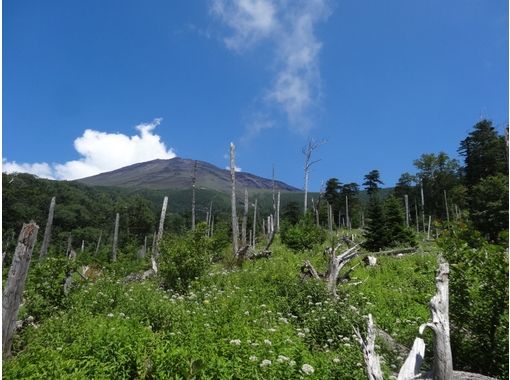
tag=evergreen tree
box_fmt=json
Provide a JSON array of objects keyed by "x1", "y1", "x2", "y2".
[
  {"x1": 363, "y1": 170, "x2": 383, "y2": 196},
  {"x1": 383, "y1": 195, "x2": 416, "y2": 247},
  {"x1": 363, "y1": 195, "x2": 386, "y2": 251}
]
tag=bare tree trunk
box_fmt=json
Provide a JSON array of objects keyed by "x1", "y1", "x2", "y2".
[
  {"x1": 66, "y1": 234, "x2": 72, "y2": 257},
  {"x1": 354, "y1": 314, "x2": 384, "y2": 380},
  {"x1": 155, "y1": 196, "x2": 168, "y2": 258},
  {"x1": 262, "y1": 219, "x2": 266, "y2": 239},
  {"x1": 404, "y1": 194, "x2": 409, "y2": 228},
  {"x1": 443, "y1": 190, "x2": 450, "y2": 224},
  {"x1": 241, "y1": 189, "x2": 248, "y2": 247},
  {"x1": 39, "y1": 196, "x2": 55, "y2": 259},
  {"x1": 112, "y1": 213, "x2": 119, "y2": 262},
  {"x1": 328, "y1": 204, "x2": 333, "y2": 232},
  {"x1": 420, "y1": 262, "x2": 453, "y2": 380},
  {"x1": 191, "y1": 161, "x2": 197, "y2": 231},
  {"x1": 210, "y1": 216, "x2": 214, "y2": 237},
  {"x1": 361, "y1": 209, "x2": 365, "y2": 228},
  {"x1": 302, "y1": 139, "x2": 326, "y2": 214},
  {"x1": 427, "y1": 216, "x2": 432, "y2": 240},
  {"x1": 421, "y1": 185, "x2": 426, "y2": 233},
  {"x1": 249, "y1": 230, "x2": 253, "y2": 247},
  {"x1": 252, "y1": 199, "x2": 257, "y2": 247},
  {"x1": 207, "y1": 202, "x2": 213, "y2": 237},
  {"x1": 414, "y1": 200, "x2": 419, "y2": 233},
  {"x1": 94, "y1": 231, "x2": 102, "y2": 256},
  {"x1": 3, "y1": 222, "x2": 39, "y2": 357},
  {"x1": 276, "y1": 191, "x2": 280, "y2": 233},
  {"x1": 80, "y1": 240, "x2": 84, "y2": 254},
  {"x1": 304, "y1": 170, "x2": 309, "y2": 215},
  {"x1": 230, "y1": 143, "x2": 239, "y2": 256},
  {"x1": 345, "y1": 196, "x2": 350, "y2": 230},
  {"x1": 151, "y1": 231, "x2": 157, "y2": 257}
]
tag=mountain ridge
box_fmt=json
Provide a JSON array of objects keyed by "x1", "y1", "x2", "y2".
[{"x1": 76, "y1": 157, "x2": 300, "y2": 193}]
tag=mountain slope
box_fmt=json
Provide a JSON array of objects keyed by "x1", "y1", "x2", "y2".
[{"x1": 76, "y1": 158, "x2": 300, "y2": 193}]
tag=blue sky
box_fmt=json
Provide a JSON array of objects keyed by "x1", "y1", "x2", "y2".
[{"x1": 3, "y1": 0, "x2": 508, "y2": 190}]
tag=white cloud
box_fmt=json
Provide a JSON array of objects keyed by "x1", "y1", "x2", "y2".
[
  {"x1": 211, "y1": 0, "x2": 277, "y2": 51},
  {"x1": 2, "y1": 160, "x2": 55, "y2": 179},
  {"x1": 226, "y1": 165, "x2": 242, "y2": 172},
  {"x1": 211, "y1": 0, "x2": 331, "y2": 133},
  {"x1": 3, "y1": 119, "x2": 176, "y2": 180}
]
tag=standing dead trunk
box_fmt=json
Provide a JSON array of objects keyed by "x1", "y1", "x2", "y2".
[
  {"x1": 3, "y1": 222, "x2": 39, "y2": 357},
  {"x1": 80, "y1": 240, "x2": 84, "y2": 254},
  {"x1": 427, "y1": 216, "x2": 432, "y2": 240},
  {"x1": 66, "y1": 234, "x2": 72, "y2": 257},
  {"x1": 210, "y1": 216, "x2": 214, "y2": 237},
  {"x1": 191, "y1": 161, "x2": 197, "y2": 231},
  {"x1": 112, "y1": 213, "x2": 119, "y2": 262},
  {"x1": 94, "y1": 231, "x2": 102, "y2": 256},
  {"x1": 328, "y1": 204, "x2": 333, "y2": 232},
  {"x1": 252, "y1": 199, "x2": 257, "y2": 247},
  {"x1": 276, "y1": 191, "x2": 280, "y2": 233},
  {"x1": 138, "y1": 236, "x2": 147, "y2": 259},
  {"x1": 421, "y1": 185, "x2": 426, "y2": 233},
  {"x1": 151, "y1": 231, "x2": 157, "y2": 257},
  {"x1": 345, "y1": 196, "x2": 350, "y2": 230},
  {"x1": 241, "y1": 189, "x2": 248, "y2": 247},
  {"x1": 414, "y1": 200, "x2": 419, "y2": 233},
  {"x1": 361, "y1": 209, "x2": 365, "y2": 228},
  {"x1": 155, "y1": 196, "x2": 168, "y2": 258},
  {"x1": 230, "y1": 143, "x2": 239, "y2": 256},
  {"x1": 302, "y1": 139, "x2": 325, "y2": 214},
  {"x1": 404, "y1": 195, "x2": 409, "y2": 228},
  {"x1": 443, "y1": 190, "x2": 450, "y2": 224},
  {"x1": 39, "y1": 196, "x2": 55, "y2": 259}
]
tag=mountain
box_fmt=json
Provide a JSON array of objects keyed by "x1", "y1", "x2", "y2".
[{"x1": 76, "y1": 158, "x2": 300, "y2": 193}]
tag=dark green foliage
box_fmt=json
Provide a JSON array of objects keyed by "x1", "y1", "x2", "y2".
[
  {"x1": 158, "y1": 224, "x2": 213, "y2": 291},
  {"x1": 281, "y1": 200, "x2": 301, "y2": 225},
  {"x1": 382, "y1": 196, "x2": 416, "y2": 248},
  {"x1": 439, "y1": 225, "x2": 508, "y2": 378},
  {"x1": 362, "y1": 170, "x2": 383, "y2": 196},
  {"x1": 363, "y1": 195, "x2": 386, "y2": 251},
  {"x1": 458, "y1": 119, "x2": 507, "y2": 187},
  {"x1": 468, "y1": 175, "x2": 509, "y2": 240},
  {"x1": 280, "y1": 214, "x2": 326, "y2": 251}
]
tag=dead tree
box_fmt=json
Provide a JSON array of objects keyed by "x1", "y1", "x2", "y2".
[
  {"x1": 3, "y1": 222, "x2": 39, "y2": 357},
  {"x1": 252, "y1": 199, "x2": 257, "y2": 247},
  {"x1": 302, "y1": 138, "x2": 326, "y2": 214},
  {"x1": 155, "y1": 196, "x2": 168, "y2": 258},
  {"x1": 356, "y1": 263, "x2": 495, "y2": 380},
  {"x1": 421, "y1": 185, "x2": 426, "y2": 233},
  {"x1": 404, "y1": 195, "x2": 409, "y2": 228},
  {"x1": 80, "y1": 240, "x2": 84, "y2": 254},
  {"x1": 191, "y1": 160, "x2": 197, "y2": 231},
  {"x1": 241, "y1": 189, "x2": 248, "y2": 246},
  {"x1": 230, "y1": 142, "x2": 239, "y2": 256},
  {"x1": 94, "y1": 231, "x2": 102, "y2": 256},
  {"x1": 276, "y1": 191, "x2": 280, "y2": 232},
  {"x1": 111, "y1": 213, "x2": 119, "y2": 262},
  {"x1": 39, "y1": 196, "x2": 56, "y2": 259},
  {"x1": 444, "y1": 190, "x2": 450, "y2": 224},
  {"x1": 301, "y1": 242, "x2": 360, "y2": 298},
  {"x1": 66, "y1": 234, "x2": 73, "y2": 257}
]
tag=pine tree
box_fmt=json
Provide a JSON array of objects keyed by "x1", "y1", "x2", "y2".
[
  {"x1": 383, "y1": 195, "x2": 416, "y2": 247},
  {"x1": 363, "y1": 195, "x2": 387, "y2": 251}
]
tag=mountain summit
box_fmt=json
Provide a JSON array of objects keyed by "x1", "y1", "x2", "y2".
[{"x1": 76, "y1": 158, "x2": 300, "y2": 193}]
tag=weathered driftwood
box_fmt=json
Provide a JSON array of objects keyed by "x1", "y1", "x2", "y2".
[
  {"x1": 397, "y1": 337, "x2": 426, "y2": 380},
  {"x1": 230, "y1": 143, "x2": 239, "y2": 256},
  {"x1": 3, "y1": 222, "x2": 39, "y2": 357},
  {"x1": 39, "y1": 196, "x2": 56, "y2": 259},
  {"x1": 354, "y1": 314, "x2": 384, "y2": 380},
  {"x1": 112, "y1": 213, "x2": 119, "y2": 262}
]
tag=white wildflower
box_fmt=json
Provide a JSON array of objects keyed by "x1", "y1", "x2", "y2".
[
  {"x1": 249, "y1": 355, "x2": 258, "y2": 362},
  {"x1": 260, "y1": 359, "x2": 272, "y2": 367},
  {"x1": 333, "y1": 357, "x2": 341, "y2": 363},
  {"x1": 107, "y1": 313, "x2": 114, "y2": 318},
  {"x1": 277, "y1": 355, "x2": 289, "y2": 363},
  {"x1": 301, "y1": 364, "x2": 314, "y2": 375},
  {"x1": 264, "y1": 339, "x2": 272, "y2": 346},
  {"x1": 229, "y1": 339, "x2": 241, "y2": 346}
]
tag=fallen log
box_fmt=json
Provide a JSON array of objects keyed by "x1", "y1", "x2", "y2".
[{"x1": 369, "y1": 247, "x2": 417, "y2": 256}]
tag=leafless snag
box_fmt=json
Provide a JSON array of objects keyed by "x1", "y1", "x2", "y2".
[{"x1": 302, "y1": 138, "x2": 326, "y2": 214}]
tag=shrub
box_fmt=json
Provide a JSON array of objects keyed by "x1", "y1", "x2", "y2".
[
  {"x1": 280, "y1": 215, "x2": 326, "y2": 252},
  {"x1": 158, "y1": 225, "x2": 213, "y2": 291}
]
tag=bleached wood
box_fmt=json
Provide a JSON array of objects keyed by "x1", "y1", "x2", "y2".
[
  {"x1": 112, "y1": 213, "x2": 119, "y2": 262},
  {"x1": 419, "y1": 262, "x2": 452, "y2": 380},
  {"x1": 155, "y1": 196, "x2": 168, "y2": 257},
  {"x1": 66, "y1": 234, "x2": 72, "y2": 257},
  {"x1": 3, "y1": 222, "x2": 39, "y2": 357},
  {"x1": 354, "y1": 314, "x2": 384, "y2": 380},
  {"x1": 81, "y1": 240, "x2": 84, "y2": 254},
  {"x1": 443, "y1": 190, "x2": 450, "y2": 224},
  {"x1": 302, "y1": 139, "x2": 325, "y2": 214},
  {"x1": 346, "y1": 195, "x2": 350, "y2": 229},
  {"x1": 415, "y1": 200, "x2": 419, "y2": 232},
  {"x1": 404, "y1": 194, "x2": 409, "y2": 228},
  {"x1": 366, "y1": 256, "x2": 377, "y2": 266},
  {"x1": 241, "y1": 189, "x2": 248, "y2": 246},
  {"x1": 325, "y1": 244, "x2": 360, "y2": 297},
  {"x1": 39, "y1": 196, "x2": 55, "y2": 259},
  {"x1": 397, "y1": 337, "x2": 426, "y2": 380},
  {"x1": 230, "y1": 143, "x2": 239, "y2": 256},
  {"x1": 252, "y1": 199, "x2": 257, "y2": 247},
  {"x1": 427, "y1": 216, "x2": 432, "y2": 240},
  {"x1": 94, "y1": 231, "x2": 102, "y2": 256},
  {"x1": 421, "y1": 185, "x2": 426, "y2": 233},
  {"x1": 276, "y1": 191, "x2": 280, "y2": 232}
]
